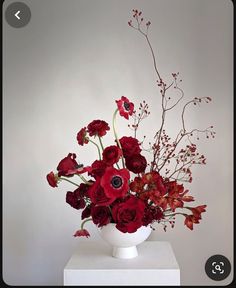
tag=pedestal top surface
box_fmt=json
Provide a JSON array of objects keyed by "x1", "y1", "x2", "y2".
[{"x1": 64, "y1": 241, "x2": 179, "y2": 270}]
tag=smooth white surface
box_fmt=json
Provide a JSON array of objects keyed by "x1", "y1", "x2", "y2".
[
  {"x1": 99, "y1": 223, "x2": 152, "y2": 258},
  {"x1": 63, "y1": 241, "x2": 180, "y2": 286}
]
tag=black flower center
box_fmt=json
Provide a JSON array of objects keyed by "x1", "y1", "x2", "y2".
[
  {"x1": 124, "y1": 102, "x2": 130, "y2": 111},
  {"x1": 111, "y1": 176, "x2": 123, "y2": 189}
]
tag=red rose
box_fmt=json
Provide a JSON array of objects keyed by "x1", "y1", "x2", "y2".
[
  {"x1": 102, "y1": 145, "x2": 122, "y2": 166},
  {"x1": 91, "y1": 206, "x2": 111, "y2": 227},
  {"x1": 66, "y1": 191, "x2": 86, "y2": 210},
  {"x1": 112, "y1": 195, "x2": 145, "y2": 233},
  {"x1": 57, "y1": 153, "x2": 79, "y2": 177},
  {"x1": 77, "y1": 127, "x2": 89, "y2": 146},
  {"x1": 116, "y1": 96, "x2": 134, "y2": 119},
  {"x1": 88, "y1": 179, "x2": 116, "y2": 206},
  {"x1": 100, "y1": 167, "x2": 130, "y2": 199},
  {"x1": 89, "y1": 160, "x2": 107, "y2": 179},
  {"x1": 125, "y1": 154, "x2": 147, "y2": 174},
  {"x1": 119, "y1": 136, "x2": 141, "y2": 157},
  {"x1": 87, "y1": 120, "x2": 110, "y2": 137},
  {"x1": 46, "y1": 171, "x2": 58, "y2": 187}
]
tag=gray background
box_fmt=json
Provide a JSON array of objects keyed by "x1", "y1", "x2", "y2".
[{"x1": 3, "y1": 0, "x2": 233, "y2": 285}]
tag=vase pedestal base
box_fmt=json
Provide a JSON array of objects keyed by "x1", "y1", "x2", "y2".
[{"x1": 113, "y1": 246, "x2": 138, "y2": 259}]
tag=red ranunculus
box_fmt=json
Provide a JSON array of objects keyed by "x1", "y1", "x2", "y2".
[
  {"x1": 87, "y1": 120, "x2": 110, "y2": 137},
  {"x1": 102, "y1": 145, "x2": 122, "y2": 166},
  {"x1": 88, "y1": 179, "x2": 116, "y2": 206},
  {"x1": 91, "y1": 205, "x2": 111, "y2": 227},
  {"x1": 112, "y1": 195, "x2": 145, "y2": 233},
  {"x1": 57, "y1": 153, "x2": 79, "y2": 177},
  {"x1": 116, "y1": 96, "x2": 134, "y2": 119},
  {"x1": 46, "y1": 171, "x2": 58, "y2": 187},
  {"x1": 119, "y1": 136, "x2": 141, "y2": 157},
  {"x1": 66, "y1": 191, "x2": 86, "y2": 210},
  {"x1": 100, "y1": 167, "x2": 130, "y2": 199},
  {"x1": 73, "y1": 229, "x2": 90, "y2": 238},
  {"x1": 125, "y1": 154, "x2": 147, "y2": 174},
  {"x1": 88, "y1": 160, "x2": 107, "y2": 179},
  {"x1": 77, "y1": 127, "x2": 89, "y2": 146}
]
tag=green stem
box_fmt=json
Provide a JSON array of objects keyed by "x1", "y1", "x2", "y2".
[
  {"x1": 98, "y1": 137, "x2": 104, "y2": 151},
  {"x1": 88, "y1": 139, "x2": 101, "y2": 160},
  {"x1": 112, "y1": 109, "x2": 125, "y2": 168},
  {"x1": 60, "y1": 177, "x2": 80, "y2": 187},
  {"x1": 81, "y1": 218, "x2": 93, "y2": 229},
  {"x1": 76, "y1": 174, "x2": 92, "y2": 185}
]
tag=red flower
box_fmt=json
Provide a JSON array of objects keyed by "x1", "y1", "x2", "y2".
[
  {"x1": 74, "y1": 183, "x2": 91, "y2": 198},
  {"x1": 89, "y1": 160, "x2": 107, "y2": 179},
  {"x1": 100, "y1": 167, "x2": 130, "y2": 199},
  {"x1": 143, "y1": 171, "x2": 166, "y2": 196},
  {"x1": 142, "y1": 206, "x2": 163, "y2": 226},
  {"x1": 46, "y1": 171, "x2": 58, "y2": 187},
  {"x1": 184, "y1": 215, "x2": 200, "y2": 230},
  {"x1": 57, "y1": 153, "x2": 79, "y2": 177},
  {"x1": 77, "y1": 127, "x2": 89, "y2": 146},
  {"x1": 87, "y1": 120, "x2": 110, "y2": 137},
  {"x1": 73, "y1": 229, "x2": 90, "y2": 238},
  {"x1": 119, "y1": 136, "x2": 141, "y2": 157},
  {"x1": 188, "y1": 205, "x2": 207, "y2": 219},
  {"x1": 66, "y1": 191, "x2": 86, "y2": 210},
  {"x1": 112, "y1": 195, "x2": 145, "y2": 233},
  {"x1": 91, "y1": 205, "x2": 111, "y2": 227},
  {"x1": 81, "y1": 205, "x2": 93, "y2": 220},
  {"x1": 116, "y1": 96, "x2": 134, "y2": 119},
  {"x1": 102, "y1": 145, "x2": 122, "y2": 166},
  {"x1": 129, "y1": 176, "x2": 144, "y2": 193},
  {"x1": 88, "y1": 179, "x2": 116, "y2": 206},
  {"x1": 125, "y1": 154, "x2": 147, "y2": 174}
]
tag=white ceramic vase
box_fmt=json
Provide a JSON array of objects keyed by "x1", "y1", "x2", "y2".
[{"x1": 98, "y1": 223, "x2": 152, "y2": 259}]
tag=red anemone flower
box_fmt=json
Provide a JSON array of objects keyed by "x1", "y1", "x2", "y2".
[{"x1": 116, "y1": 96, "x2": 134, "y2": 119}]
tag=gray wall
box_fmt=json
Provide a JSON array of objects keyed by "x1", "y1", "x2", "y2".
[{"x1": 3, "y1": 0, "x2": 233, "y2": 285}]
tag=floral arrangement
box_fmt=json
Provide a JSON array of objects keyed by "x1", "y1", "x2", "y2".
[{"x1": 46, "y1": 9, "x2": 215, "y2": 238}]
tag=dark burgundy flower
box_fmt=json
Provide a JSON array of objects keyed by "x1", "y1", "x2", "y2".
[
  {"x1": 81, "y1": 205, "x2": 93, "y2": 220},
  {"x1": 142, "y1": 206, "x2": 163, "y2": 226},
  {"x1": 87, "y1": 120, "x2": 110, "y2": 137},
  {"x1": 119, "y1": 136, "x2": 141, "y2": 157},
  {"x1": 125, "y1": 154, "x2": 147, "y2": 174},
  {"x1": 116, "y1": 96, "x2": 134, "y2": 119},
  {"x1": 88, "y1": 179, "x2": 116, "y2": 206},
  {"x1": 74, "y1": 183, "x2": 91, "y2": 198},
  {"x1": 57, "y1": 153, "x2": 79, "y2": 177},
  {"x1": 46, "y1": 171, "x2": 58, "y2": 187},
  {"x1": 91, "y1": 205, "x2": 111, "y2": 227},
  {"x1": 77, "y1": 127, "x2": 89, "y2": 146},
  {"x1": 100, "y1": 167, "x2": 130, "y2": 199},
  {"x1": 66, "y1": 191, "x2": 86, "y2": 210},
  {"x1": 88, "y1": 160, "x2": 107, "y2": 179},
  {"x1": 112, "y1": 195, "x2": 145, "y2": 233},
  {"x1": 73, "y1": 229, "x2": 90, "y2": 238},
  {"x1": 102, "y1": 145, "x2": 122, "y2": 166}
]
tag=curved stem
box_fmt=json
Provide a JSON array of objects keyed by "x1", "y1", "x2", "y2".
[
  {"x1": 81, "y1": 218, "x2": 93, "y2": 229},
  {"x1": 76, "y1": 174, "x2": 92, "y2": 185},
  {"x1": 60, "y1": 177, "x2": 80, "y2": 187},
  {"x1": 112, "y1": 109, "x2": 125, "y2": 168},
  {"x1": 88, "y1": 139, "x2": 101, "y2": 160}
]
